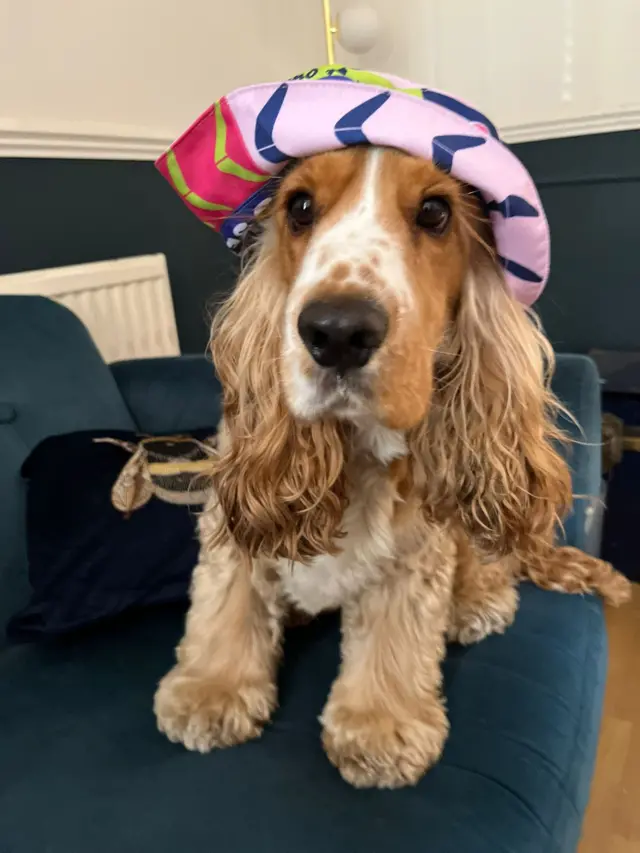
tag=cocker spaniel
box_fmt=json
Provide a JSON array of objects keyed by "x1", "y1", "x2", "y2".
[{"x1": 154, "y1": 145, "x2": 630, "y2": 789}]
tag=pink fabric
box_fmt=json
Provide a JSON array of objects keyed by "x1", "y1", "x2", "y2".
[{"x1": 156, "y1": 68, "x2": 550, "y2": 304}]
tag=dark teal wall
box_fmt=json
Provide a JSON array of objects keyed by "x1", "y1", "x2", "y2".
[
  {"x1": 0, "y1": 129, "x2": 638, "y2": 354},
  {"x1": 513, "y1": 130, "x2": 640, "y2": 352},
  {"x1": 0, "y1": 159, "x2": 237, "y2": 355}
]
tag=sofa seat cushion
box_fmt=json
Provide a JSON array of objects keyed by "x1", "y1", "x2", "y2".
[{"x1": 0, "y1": 585, "x2": 605, "y2": 853}]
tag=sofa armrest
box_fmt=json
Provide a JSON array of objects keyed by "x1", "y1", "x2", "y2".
[
  {"x1": 551, "y1": 354, "x2": 603, "y2": 555},
  {"x1": 110, "y1": 355, "x2": 222, "y2": 434}
]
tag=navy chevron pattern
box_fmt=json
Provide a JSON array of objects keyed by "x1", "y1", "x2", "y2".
[
  {"x1": 255, "y1": 84, "x2": 290, "y2": 164},
  {"x1": 431, "y1": 135, "x2": 485, "y2": 173},
  {"x1": 421, "y1": 89, "x2": 500, "y2": 140},
  {"x1": 487, "y1": 195, "x2": 539, "y2": 218},
  {"x1": 498, "y1": 255, "x2": 543, "y2": 284},
  {"x1": 334, "y1": 92, "x2": 391, "y2": 145}
]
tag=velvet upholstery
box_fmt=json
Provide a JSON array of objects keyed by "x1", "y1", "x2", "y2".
[{"x1": 0, "y1": 587, "x2": 606, "y2": 853}]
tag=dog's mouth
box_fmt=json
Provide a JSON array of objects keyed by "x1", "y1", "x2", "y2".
[
  {"x1": 322, "y1": 363, "x2": 372, "y2": 405},
  {"x1": 297, "y1": 363, "x2": 376, "y2": 422}
]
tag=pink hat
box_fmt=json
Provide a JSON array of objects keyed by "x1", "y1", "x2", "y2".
[{"x1": 156, "y1": 65, "x2": 549, "y2": 305}]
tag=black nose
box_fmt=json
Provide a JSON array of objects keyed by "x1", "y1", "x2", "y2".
[{"x1": 297, "y1": 296, "x2": 389, "y2": 372}]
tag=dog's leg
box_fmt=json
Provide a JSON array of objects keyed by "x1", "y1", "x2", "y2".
[
  {"x1": 447, "y1": 534, "x2": 518, "y2": 645},
  {"x1": 154, "y1": 537, "x2": 282, "y2": 752},
  {"x1": 321, "y1": 529, "x2": 455, "y2": 789}
]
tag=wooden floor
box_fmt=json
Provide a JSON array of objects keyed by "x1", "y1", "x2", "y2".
[{"x1": 579, "y1": 584, "x2": 640, "y2": 853}]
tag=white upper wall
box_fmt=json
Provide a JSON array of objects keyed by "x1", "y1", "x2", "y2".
[
  {"x1": 0, "y1": 0, "x2": 325, "y2": 157},
  {"x1": 337, "y1": 0, "x2": 640, "y2": 142},
  {"x1": 0, "y1": 0, "x2": 638, "y2": 158}
]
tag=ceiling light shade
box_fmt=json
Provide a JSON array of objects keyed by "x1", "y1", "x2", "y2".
[{"x1": 336, "y1": 5, "x2": 379, "y2": 55}]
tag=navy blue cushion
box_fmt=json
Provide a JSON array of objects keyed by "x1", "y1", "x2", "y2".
[
  {"x1": 7, "y1": 429, "x2": 212, "y2": 640},
  {"x1": 0, "y1": 584, "x2": 605, "y2": 853}
]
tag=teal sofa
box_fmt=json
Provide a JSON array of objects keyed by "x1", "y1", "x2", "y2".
[{"x1": 0, "y1": 296, "x2": 607, "y2": 853}]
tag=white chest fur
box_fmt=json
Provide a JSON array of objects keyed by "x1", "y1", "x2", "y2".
[{"x1": 278, "y1": 466, "x2": 398, "y2": 616}]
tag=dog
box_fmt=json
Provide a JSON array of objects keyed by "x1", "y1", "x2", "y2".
[{"x1": 154, "y1": 144, "x2": 630, "y2": 789}]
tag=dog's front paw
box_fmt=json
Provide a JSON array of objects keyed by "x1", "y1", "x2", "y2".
[
  {"x1": 448, "y1": 584, "x2": 518, "y2": 646},
  {"x1": 154, "y1": 667, "x2": 276, "y2": 752},
  {"x1": 321, "y1": 700, "x2": 449, "y2": 789}
]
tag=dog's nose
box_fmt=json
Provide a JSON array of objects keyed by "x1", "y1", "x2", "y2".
[{"x1": 297, "y1": 296, "x2": 389, "y2": 372}]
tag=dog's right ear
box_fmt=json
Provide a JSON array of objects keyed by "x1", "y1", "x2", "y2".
[{"x1": 209, "y1": 241, "x2": 349, "y2": 563}]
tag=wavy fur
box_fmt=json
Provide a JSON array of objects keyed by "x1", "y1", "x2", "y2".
[
  {"x1": 414, "y1": 253, "x2": 570, "y2": 552},
  {"x1": 208, "y1": 233, "x2": 349, "y2": 562},
  {"x1": 411, "y1": 248, "x2": 625, "y2": 603}
]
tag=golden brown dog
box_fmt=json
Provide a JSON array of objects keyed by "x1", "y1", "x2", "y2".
[{"x1": 154, "y1": 147, "x2": 630, "y2": 789}]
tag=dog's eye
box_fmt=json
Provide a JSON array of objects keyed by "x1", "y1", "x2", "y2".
[
  {"x1": 416, "y1": 196, "x2": 451, "y2": 235},
  {"x1": 287, "y1": 191, "x2": 316, "y2": 234}
]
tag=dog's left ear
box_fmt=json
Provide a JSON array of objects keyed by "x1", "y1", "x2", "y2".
[{"x1": 414, "y1": 248, "x2": 572, "y2": 559}]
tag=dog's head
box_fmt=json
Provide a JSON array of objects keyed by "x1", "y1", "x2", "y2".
[
  {"x1": 210, "y1": 147, "x2": 570, "y2": 562},
  {"x1": 277, "y1": 147, "x2": 472, "y2": 434}
]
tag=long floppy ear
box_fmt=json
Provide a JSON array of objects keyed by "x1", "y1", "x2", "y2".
[
  {"x1": 414, "y1": 248, "x2": 572, "y2": 560},
  {"x1": 208, "y1": 233, "x2": 348, "y2": 563}
]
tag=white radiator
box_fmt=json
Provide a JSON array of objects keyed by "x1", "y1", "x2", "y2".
[{"x1": 0, "y1": 254, "x2": 180, "y2": 363}]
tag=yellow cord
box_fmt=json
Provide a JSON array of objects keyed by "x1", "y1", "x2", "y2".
[{"x1": 322, "y1": 0, "x2": 336, "y2": 65}]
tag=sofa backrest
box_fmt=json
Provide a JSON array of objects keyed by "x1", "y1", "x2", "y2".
[{"x1": 0, "y1": 296, "x2": 135, "y2": 639}]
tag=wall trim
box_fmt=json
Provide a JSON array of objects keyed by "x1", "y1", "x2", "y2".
[
  {"x1": 502, "y1": 108, "x2": 640, "y2": 144},
  {"x1": 0, "y1": 117, "x2": 172, "y2": 160},
  {"x1": 0, "y1": 110, "x2": 638, "y2": 160}
]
